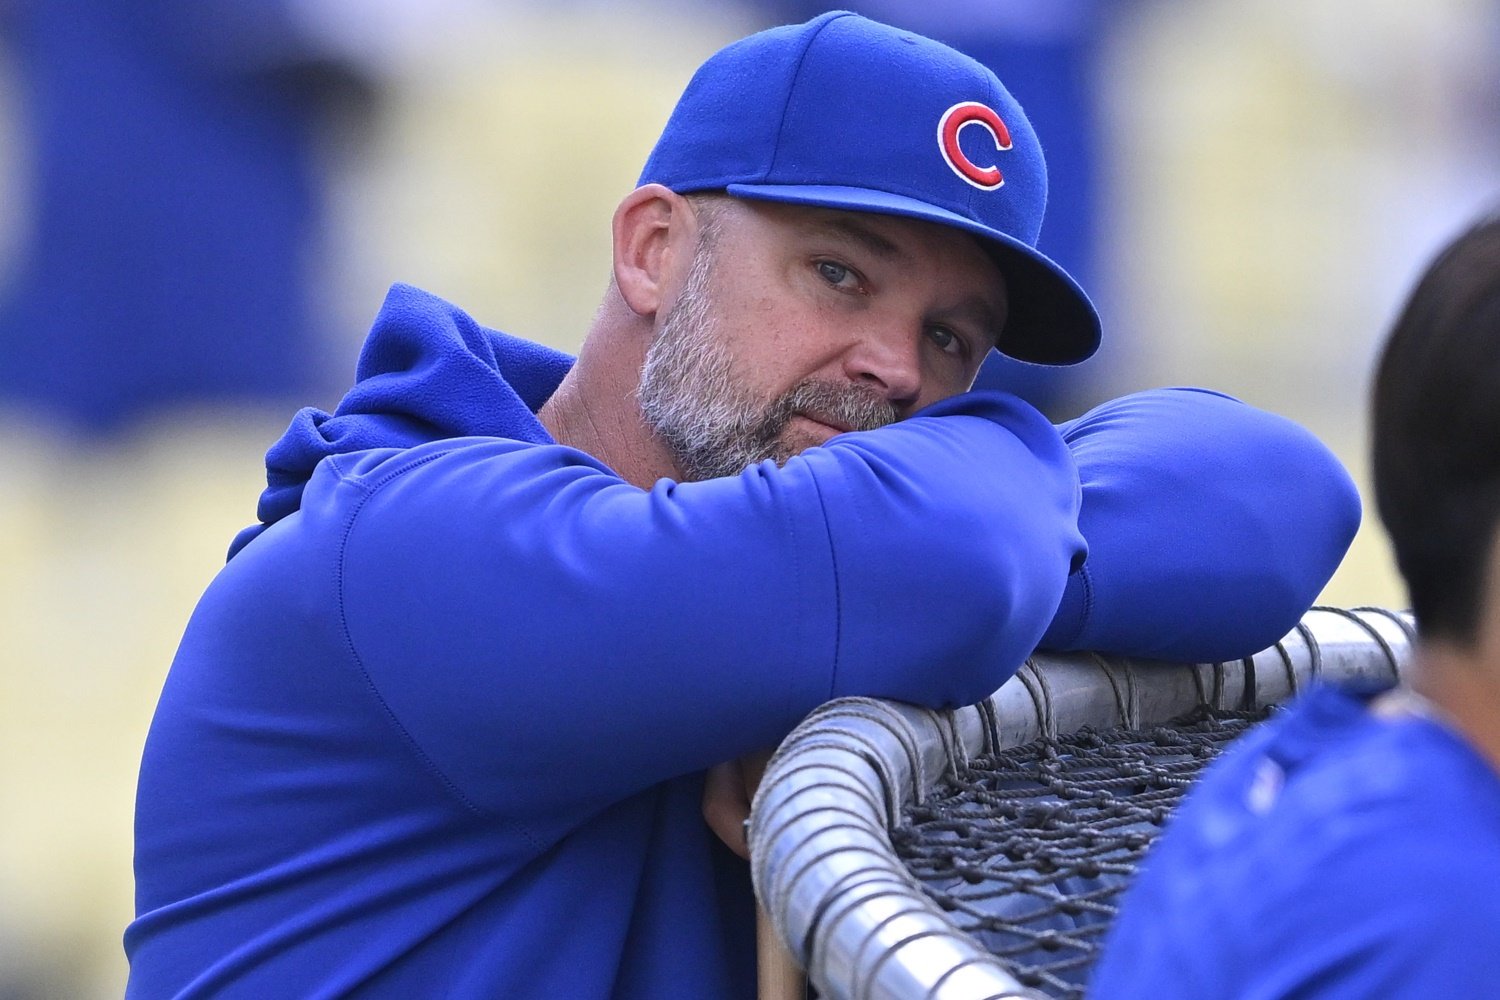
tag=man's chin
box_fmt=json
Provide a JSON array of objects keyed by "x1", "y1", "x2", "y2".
[{"x1": 779, "y1": 416, "x2": 844, "y2": 457}]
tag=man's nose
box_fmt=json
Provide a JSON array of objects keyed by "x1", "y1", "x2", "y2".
[{"x1": 841, "y1": 323, "x2": 923, "y2": 410}]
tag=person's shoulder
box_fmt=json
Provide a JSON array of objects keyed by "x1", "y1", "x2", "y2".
[
  {"x1": 324, "y1": 436, "x2": 552, "y2": 483},
  {"x1": 1093, "y1": 689, "x2": 1500, "y2": 997},
  {"x1": 1134, "y1": 688, "x2": 1430, "y2": 875},
  {"x1": 1362, "y1": 712, "x2": 1500, "y2": 869},
  {"x1": 1290, "y1": 688, "x2": 1500, "y2": 823},
  {"x1": 1224, "y1": 690, "x2": 1500, "y2": 902},
  {"x1": 314, "y1": 437, "x2": 630, "y2": 526},
  {"x1": 1229, "y1": 688, "x2": 1471, "y2": 828}
]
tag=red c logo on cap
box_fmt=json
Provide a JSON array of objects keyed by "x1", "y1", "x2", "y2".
[{"x1": 938, "y1": 102, "x2": 1013, "y2": 190}]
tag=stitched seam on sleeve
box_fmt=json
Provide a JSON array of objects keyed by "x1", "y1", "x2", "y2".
[
  {"x1": 764, "y1": 13, "x2": 846, "y2": 180},
  {"x1": 333, "y1": 451, "x2": 548, "y2": 853},
  {"x1": 805, "y1": 465, "x2": 843, "y2": 700},
  {"x1": 781, "y1": 477, "x2": 806, "y2": 707},
  {"x1": 1077, "y1": 564, "x2": 1096, "y2": 647}
]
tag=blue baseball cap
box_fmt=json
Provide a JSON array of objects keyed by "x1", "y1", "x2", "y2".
[{"x1": 639, "y1": 11, "x2": 1100, "y2": 366}]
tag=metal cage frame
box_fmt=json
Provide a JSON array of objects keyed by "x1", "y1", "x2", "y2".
[{"x1": 749, "y1": 607, "x2": 1415, "y2": 1000}]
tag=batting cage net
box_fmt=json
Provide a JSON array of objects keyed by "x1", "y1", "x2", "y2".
[{"x1": 749, "y1": 607, "x2": 1413, "y2": 1000}]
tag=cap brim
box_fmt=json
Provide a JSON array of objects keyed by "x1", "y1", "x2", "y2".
[{"x1": 725, "y1": 183, "x2": 1100, "y2": 366}]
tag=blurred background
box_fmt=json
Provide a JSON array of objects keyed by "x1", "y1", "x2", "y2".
[{"x1": 0, "y1": 0, "x2": 1496, "y2": 994}]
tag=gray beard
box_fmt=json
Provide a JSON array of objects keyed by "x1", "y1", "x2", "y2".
[{"x1": 638, "y1": 247, "x2": 898, "y2": 483}]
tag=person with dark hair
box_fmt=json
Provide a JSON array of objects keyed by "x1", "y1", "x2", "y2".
[
  {"x1": 1091, "y1": 212, "x2": 1500, "y2": 997},
  {"x1": 1373, "y1": 215, "x2": 1500, "y2": 643},
  {"x1": 126, "y1": 13, "x2": 1359, "y2": 998}
]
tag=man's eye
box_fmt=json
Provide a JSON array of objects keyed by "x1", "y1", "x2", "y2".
[
  {"x1": 927, "y1": 326, "x2": 966, "y2": 356},
  {"x1": 816, "y1": 260, "x2": 855, "y2": 288}
]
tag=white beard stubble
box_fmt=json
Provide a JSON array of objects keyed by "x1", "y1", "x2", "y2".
[{"x1": 637, "y1": 235, "x2": 899, "y2": 483}]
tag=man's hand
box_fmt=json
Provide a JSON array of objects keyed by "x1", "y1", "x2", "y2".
[{"x1": 702, "y1": 748, "x2": 776, "y2": 860}]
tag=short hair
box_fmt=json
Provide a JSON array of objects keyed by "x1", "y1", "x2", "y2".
[
  {"x1": 684, "y1": 192, "x2": 726, "y2": 249},
  {"x1": 1372, "y1": 209, "x2": 1500, "y2": 645}
]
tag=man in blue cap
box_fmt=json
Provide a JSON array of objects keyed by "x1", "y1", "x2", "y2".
[{"x1": 126, "y1": 13, "x2": 1359, "y2": 998}]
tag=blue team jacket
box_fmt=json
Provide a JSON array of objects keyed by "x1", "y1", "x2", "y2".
[
  {"x1": 1091, "y1": 685, "x2": 1500, "y2": 997},
  {"x1": 125, "y1": 283, "x2": 1359, "y2": 998}
]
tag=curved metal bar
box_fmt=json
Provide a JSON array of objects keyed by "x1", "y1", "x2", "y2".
[{"x1": 749, "y1": 607, "x2": 1416, "y2": 1000}]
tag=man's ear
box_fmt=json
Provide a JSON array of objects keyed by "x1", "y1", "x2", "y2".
[{"x1": 612, "y1": 184, "x2": 694, "y2": 318}]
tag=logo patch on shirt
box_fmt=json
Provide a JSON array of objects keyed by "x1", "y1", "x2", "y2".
[
  {"x1": 938, "y1": 101, "x2": 1013, "y2": 190},
  {"x1": 1246, "y1": 757, "x2": 1285, "y2": 815}
]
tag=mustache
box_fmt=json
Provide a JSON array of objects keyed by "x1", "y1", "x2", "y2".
[{"x1": 769, "y1": 379, "x2": 899, "y2": 436}]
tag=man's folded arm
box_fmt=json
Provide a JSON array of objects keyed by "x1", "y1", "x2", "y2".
[
  {"x1": 1040, "y1": 387, "x2": 1361, "y2": 662},
  {"x1": 334, "y1": 390, "x2": 1085, "y2": 820}
]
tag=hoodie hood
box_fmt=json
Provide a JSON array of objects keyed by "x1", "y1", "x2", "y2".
[{"x1": 229, "y1": 284, "x2": 574, "y2": 559}]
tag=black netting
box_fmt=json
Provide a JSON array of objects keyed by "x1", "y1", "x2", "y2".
[{"x1": 891, "y1": 705, "x2": 1271, "y2": 999}]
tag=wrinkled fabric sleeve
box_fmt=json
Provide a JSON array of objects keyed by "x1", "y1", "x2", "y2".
[
  {"x1": 1039, "y1": 387, "x2": 1360, "y2": 662},
  {"x1": 334, "y1": 391, "x2": 1085, "y2": 820}
]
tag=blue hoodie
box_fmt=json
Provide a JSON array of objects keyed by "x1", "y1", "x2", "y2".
[
  {"x1": 126, "y1": 284, "x2": 1359, "y2": 998},
  {"x1": 1090, "y1": 685, "x2": 1500, "y2": 998}
]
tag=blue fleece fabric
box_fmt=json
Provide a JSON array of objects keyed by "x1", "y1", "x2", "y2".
[
  {"x1": 127, "y1": 284, "x2": 1359, "y2": 998},
  {"x1": 1091, "y1": 685, "x2": 1500, "y2": 998}
]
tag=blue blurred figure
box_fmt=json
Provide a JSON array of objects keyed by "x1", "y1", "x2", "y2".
[{"x1": 0, "y1": 1, "x2": 371, "y2": 435}]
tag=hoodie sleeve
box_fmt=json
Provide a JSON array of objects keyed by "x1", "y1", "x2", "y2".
[
  {"x1": 1039, "y1": 387, "x2": 1361, "y2": 662},
  {"x1": 329, "y1": 390, "x2": 1084, "y2": 820}
]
